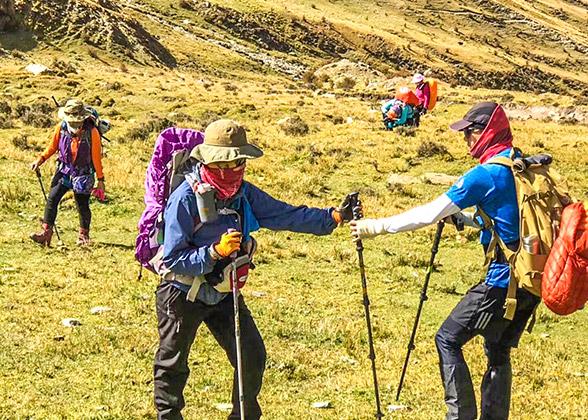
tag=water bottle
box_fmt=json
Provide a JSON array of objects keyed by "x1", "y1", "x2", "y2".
[{"x1": 195, "y1": 183, "x2": 217, "y2": 223}]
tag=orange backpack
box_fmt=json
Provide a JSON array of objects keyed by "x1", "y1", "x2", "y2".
[
  {"x1": 426, "y1": 79, "x2": 438, "y2": 110},
  {"x1": 542, "y1": 202, "x2": 588, "y2": 315},
  {"x1": 395, "y1": 87, "x2": 420, "y2": 106}
]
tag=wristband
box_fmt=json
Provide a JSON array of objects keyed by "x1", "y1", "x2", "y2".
[{"x1": 209, "y1": 244, "x2": 223, "y2": 261}]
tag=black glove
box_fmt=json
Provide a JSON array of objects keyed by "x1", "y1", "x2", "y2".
[
  {"x1": 444, "y1": 213, "x2": 465, "y2": 231},
  {"x1": 338, "y1": 193, "x2": 363, "y2": 223}
]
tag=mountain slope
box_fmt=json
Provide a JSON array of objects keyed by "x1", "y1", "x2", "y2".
[{"x1": 7, "y1": 0, "x2": 588, "y2": 94}]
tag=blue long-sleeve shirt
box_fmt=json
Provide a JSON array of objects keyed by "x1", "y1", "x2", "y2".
[{"x1": 162, "y1": 179, "x2": 337, "y2": 303}]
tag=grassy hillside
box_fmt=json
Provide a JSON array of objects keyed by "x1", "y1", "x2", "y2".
[{"x1": 1, "y1": 1, "x2": 588, "y2": 419}]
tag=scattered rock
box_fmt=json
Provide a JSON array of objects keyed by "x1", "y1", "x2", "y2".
[
  {"x1": 214, "y1": 403, "x2": 233, "y2": 411},
  {"x1": 312, "y1": 401, "x2": 332, "y2": 409},
  {"x1": 90, "y1": 306, "x2": 112, "y2": 315},
  {"x1": 387, "y1": 174, "x2": 419, "y2": 185},
  {"x1": 388, "y1": 404, "x2": 411, "y2": 412},
  {"x1": 25, "y1": 63, "x2": 53, "y2": 76},
  {"x1": 346, "y1": 116, "x2": 353, "y2": 123},
  {"x1": 62, "y1": 318, "x2": 82, "y2": 328},
  {"x1": 251, "y1": 291, "x2": 266, "y2": 298},
  {"x1": 421, "y1": 173, "x2": 459, "y2": 185},
  {"x1": 340, "y1": 355, "x2": 358, "y2": 365}
]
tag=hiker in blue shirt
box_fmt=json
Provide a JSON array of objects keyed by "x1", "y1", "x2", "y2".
[
  {"x1": 154, "y1": 119, "x2": 357, "y2": 420},
  {"x1": 351, "y1": 103, "x2": 541, "y2": 420}
]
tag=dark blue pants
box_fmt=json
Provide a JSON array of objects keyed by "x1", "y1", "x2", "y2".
[{"x1": 154, "y1": 282, "x2": 266, "y2": 420}]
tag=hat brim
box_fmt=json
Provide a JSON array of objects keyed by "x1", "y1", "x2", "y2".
[
  {"x1": 190, "y1": 143, "x2": 264, "y2": 164},
  {"x1": 449, "y1": 119, "x2": 474, "y2": 132},
  {"x1": 58, "y1": 107, "x2": 91, "y2": 124},
  {"x1": 411, "y1": 77, "x2": 424, "y2": 84}
]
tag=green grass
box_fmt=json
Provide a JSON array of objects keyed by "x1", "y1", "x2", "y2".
[{"x1": 2, "y1": 5, "x2": 588, "y2": 417}]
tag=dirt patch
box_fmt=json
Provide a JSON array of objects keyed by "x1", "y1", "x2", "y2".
[{"x1": 15, "y1": 0, "x2": 176, "y2": 68}]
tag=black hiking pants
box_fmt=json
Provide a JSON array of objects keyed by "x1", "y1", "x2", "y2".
[
  {"x1": 154, "y1": 281, "x2": 266, "y2": 420},
  {"x1": 44, "y1": 171, "x2": 91, "y2": 229},
  {"x1": 434, "y1": 282, "x2": 540, "y2": 420}
]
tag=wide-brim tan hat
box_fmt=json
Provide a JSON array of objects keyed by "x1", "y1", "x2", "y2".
[
  {"x1": 58, "y1": 99, "x2": 92, "y2": 124},
  {"x1": 190, "y1": 119, "x2": 263, "y2": 164}
]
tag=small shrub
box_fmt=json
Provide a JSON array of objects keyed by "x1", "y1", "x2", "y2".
[
  {"x1": 336, "y1": 76, "x2": 356, "y2": 90},
  {"x1": 11, "y1": 134, "x2": 41, "y2": 151},
  {"x1": 281, "y1": 116, "x2": 309, "y2": 136},
  {"x1": 417, "y1": 140, "x2": 449, "y2": 157},
  {"x1": 396, "y1": 126, "x2": 417, "y2": 137},
  {"x1": 21, "y1": 111, "x2": 54, "y2": 128},
  {"x1": 120, "y1": 63, "x2": 128, "y2": 73},
  {"x1": 124, "y1": 116, "x2": 174, "y2": 142},
  {"x1": 332, "y1": 116, "x2": 344, "y2": 125},
  {"x1": 302, "y1": 69, "x2": 316, "y2": 85},
  {"x1": 532, "y1": 140, "x2": 545, "y2": 148},
  {"x1": 0, "y1": 100, "x2": 12, "y2": 115},
  {"x1": 178, "y1": 0, "x2": 195, "y2": 10},
  {"x1": 14, "y1": 104, "x2": 31, "y2": 118},
  {"x1": 51, "y1": 59, "x2": 77, "y2": 75},
  {"x1": 106, "y1": 81, "x2": 123, "y2": 91},
  {"x1": 195, "y1": 110, "x2": 222, "y2": 131},
  {"x1": 0, "y1": 116, "x2": 14, "y2": 129}
]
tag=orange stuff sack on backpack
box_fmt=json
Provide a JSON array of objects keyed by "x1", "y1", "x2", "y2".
[
  {"x1": 542, "y1": 202, "x2": 588, "y2": 315},
  {"x1": 426, "y1": 79, "x2": 438, "y2": 110},
  {"x1": 395, "y1": 87, "x2": 420, "y2": 106}
]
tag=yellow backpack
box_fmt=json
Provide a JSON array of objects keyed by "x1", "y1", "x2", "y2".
[{"x1": 477, "y1": 149, "x2": 572, "y2": 320}]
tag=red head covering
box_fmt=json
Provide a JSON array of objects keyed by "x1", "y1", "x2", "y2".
[{"x1": 469, "y1": 105, "x2": 513, "y2": 163}]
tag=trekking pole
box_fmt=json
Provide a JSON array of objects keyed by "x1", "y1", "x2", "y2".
[
  {"x1": 35, "y1": 168, "x2": 62, "y2": 243},
  {"x1": 228, "y1": 228, "x2": 246, "y2": 420},
  {"x1": 396, "y1": 220, "x2": 445, "y2": 401},
  {"x1": 349, "y1": 192, "x2": 384, "y2": 419}
]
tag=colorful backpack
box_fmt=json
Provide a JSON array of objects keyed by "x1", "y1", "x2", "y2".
[
  {"x1": 542, "y1": 202, "x2": 588, "y2": 315},
  {"x1": 477, "y1": 150, "x2": 572, "y2": 320},
  {"x1": 135, "y1": 127, "x2": 204, "y2": 272},
  {"x1": 426, "y1": 79, "x2": 438, "y2": 110},
  {"x1": 395, "y1": 87, "x2": 420, "y2": 107}
]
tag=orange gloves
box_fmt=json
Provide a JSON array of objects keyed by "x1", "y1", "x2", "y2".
[{"x1": 214, "y1": 231, "x2": 242, "y2": 258}]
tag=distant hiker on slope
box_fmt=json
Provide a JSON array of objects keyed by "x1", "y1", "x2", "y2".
[
  {"x1": 382, "y1": 87, "x2": 420, "y2": 130},
  {"x1": 412, "y1": 73, "x2": 431, "y2": 112},
  {"x1": 351, "y1": 102, "x2": 541, "y2": 420},
  {"x1": 153, "y1": 119, "x2": 357, "y2": 420},
  {"x1": 29, "y1": 99, "x2": 106, "y2": 246}
]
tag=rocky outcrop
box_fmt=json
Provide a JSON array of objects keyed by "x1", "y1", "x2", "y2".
[{"x1": 14, "y1": 0, "x2": 176, "y2": 68}]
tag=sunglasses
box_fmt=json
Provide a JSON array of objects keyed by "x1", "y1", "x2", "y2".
[
  {"x1": 207, "y1": 159, "x2": 246, "y2": 170},
  {"x1": 464, "y1": 127, "x2": 483, "y2": 139}
]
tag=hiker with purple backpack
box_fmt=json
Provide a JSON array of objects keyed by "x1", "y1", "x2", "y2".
[
  {"x1": 29, "y1": 99, "x2": 105, "y2": 246},
  {"x1": 137, "y1": 120, "x2": 357, "y2": 420}
]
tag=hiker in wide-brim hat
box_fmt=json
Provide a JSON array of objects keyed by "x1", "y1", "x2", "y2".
[
  {"x1": 29, "y1": 98, "x2": 106, "y2": 247},
  {"x1": 153, "y1": 119, "x2": 358, "y2": 420},
  {"x1": 57, "y1": 99, "x2": 93, "y2": 125},
  {"x1": 190, "y1": 119, "x2": 263, "y2": 164},
  {"x1": 351, "y1": 102, "x2": 540, "y2": 420}
]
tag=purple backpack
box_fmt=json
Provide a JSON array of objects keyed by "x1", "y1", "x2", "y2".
[{"x1": 135, "y1": 127, "x2": 204, "y2": 272}]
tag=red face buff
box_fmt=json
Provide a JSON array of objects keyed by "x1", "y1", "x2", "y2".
[{"x1": 200, "y1": 164, "x2": 246, "y2": 200}]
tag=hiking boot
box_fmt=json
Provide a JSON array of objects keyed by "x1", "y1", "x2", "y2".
[
  {"x1": 77, "y1": 228, "x2": 90, "y2": 246},
  {"x1": 30, "y1": 223, "x2": 53, "y2": 247}
]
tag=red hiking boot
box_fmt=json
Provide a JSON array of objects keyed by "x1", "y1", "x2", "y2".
[
  {"x1": 77, "y1": 228, "x2": 90, "y2": 246},
  {"x1": 30, "y1": 223, "x2": 53, "y2": 247}
]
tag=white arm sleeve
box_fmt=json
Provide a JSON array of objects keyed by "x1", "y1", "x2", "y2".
[
  {"x1": 353, "y1": 195, "x2": 466, "y2": 239},
  {"x1": 378, "y1": 194, "x2": 460, "y2": 233}
]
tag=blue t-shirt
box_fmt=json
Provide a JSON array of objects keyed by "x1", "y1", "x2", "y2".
[{"x1": 445, "y1": 148, "x2": 519, "y2": 288}]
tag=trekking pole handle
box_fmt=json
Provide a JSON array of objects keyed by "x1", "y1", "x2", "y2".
[{"x1": 227, "y1": 228, "x2": 239, "y2": 259}]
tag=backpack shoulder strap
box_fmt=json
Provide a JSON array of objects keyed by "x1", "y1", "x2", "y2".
[{"x1": 475, "y1": 206, "x2": 519, "y2": 320}]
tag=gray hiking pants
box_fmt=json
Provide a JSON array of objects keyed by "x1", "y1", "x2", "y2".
[{"x1": 154, "y1": 281, "x2": 266, "y2": 420}]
